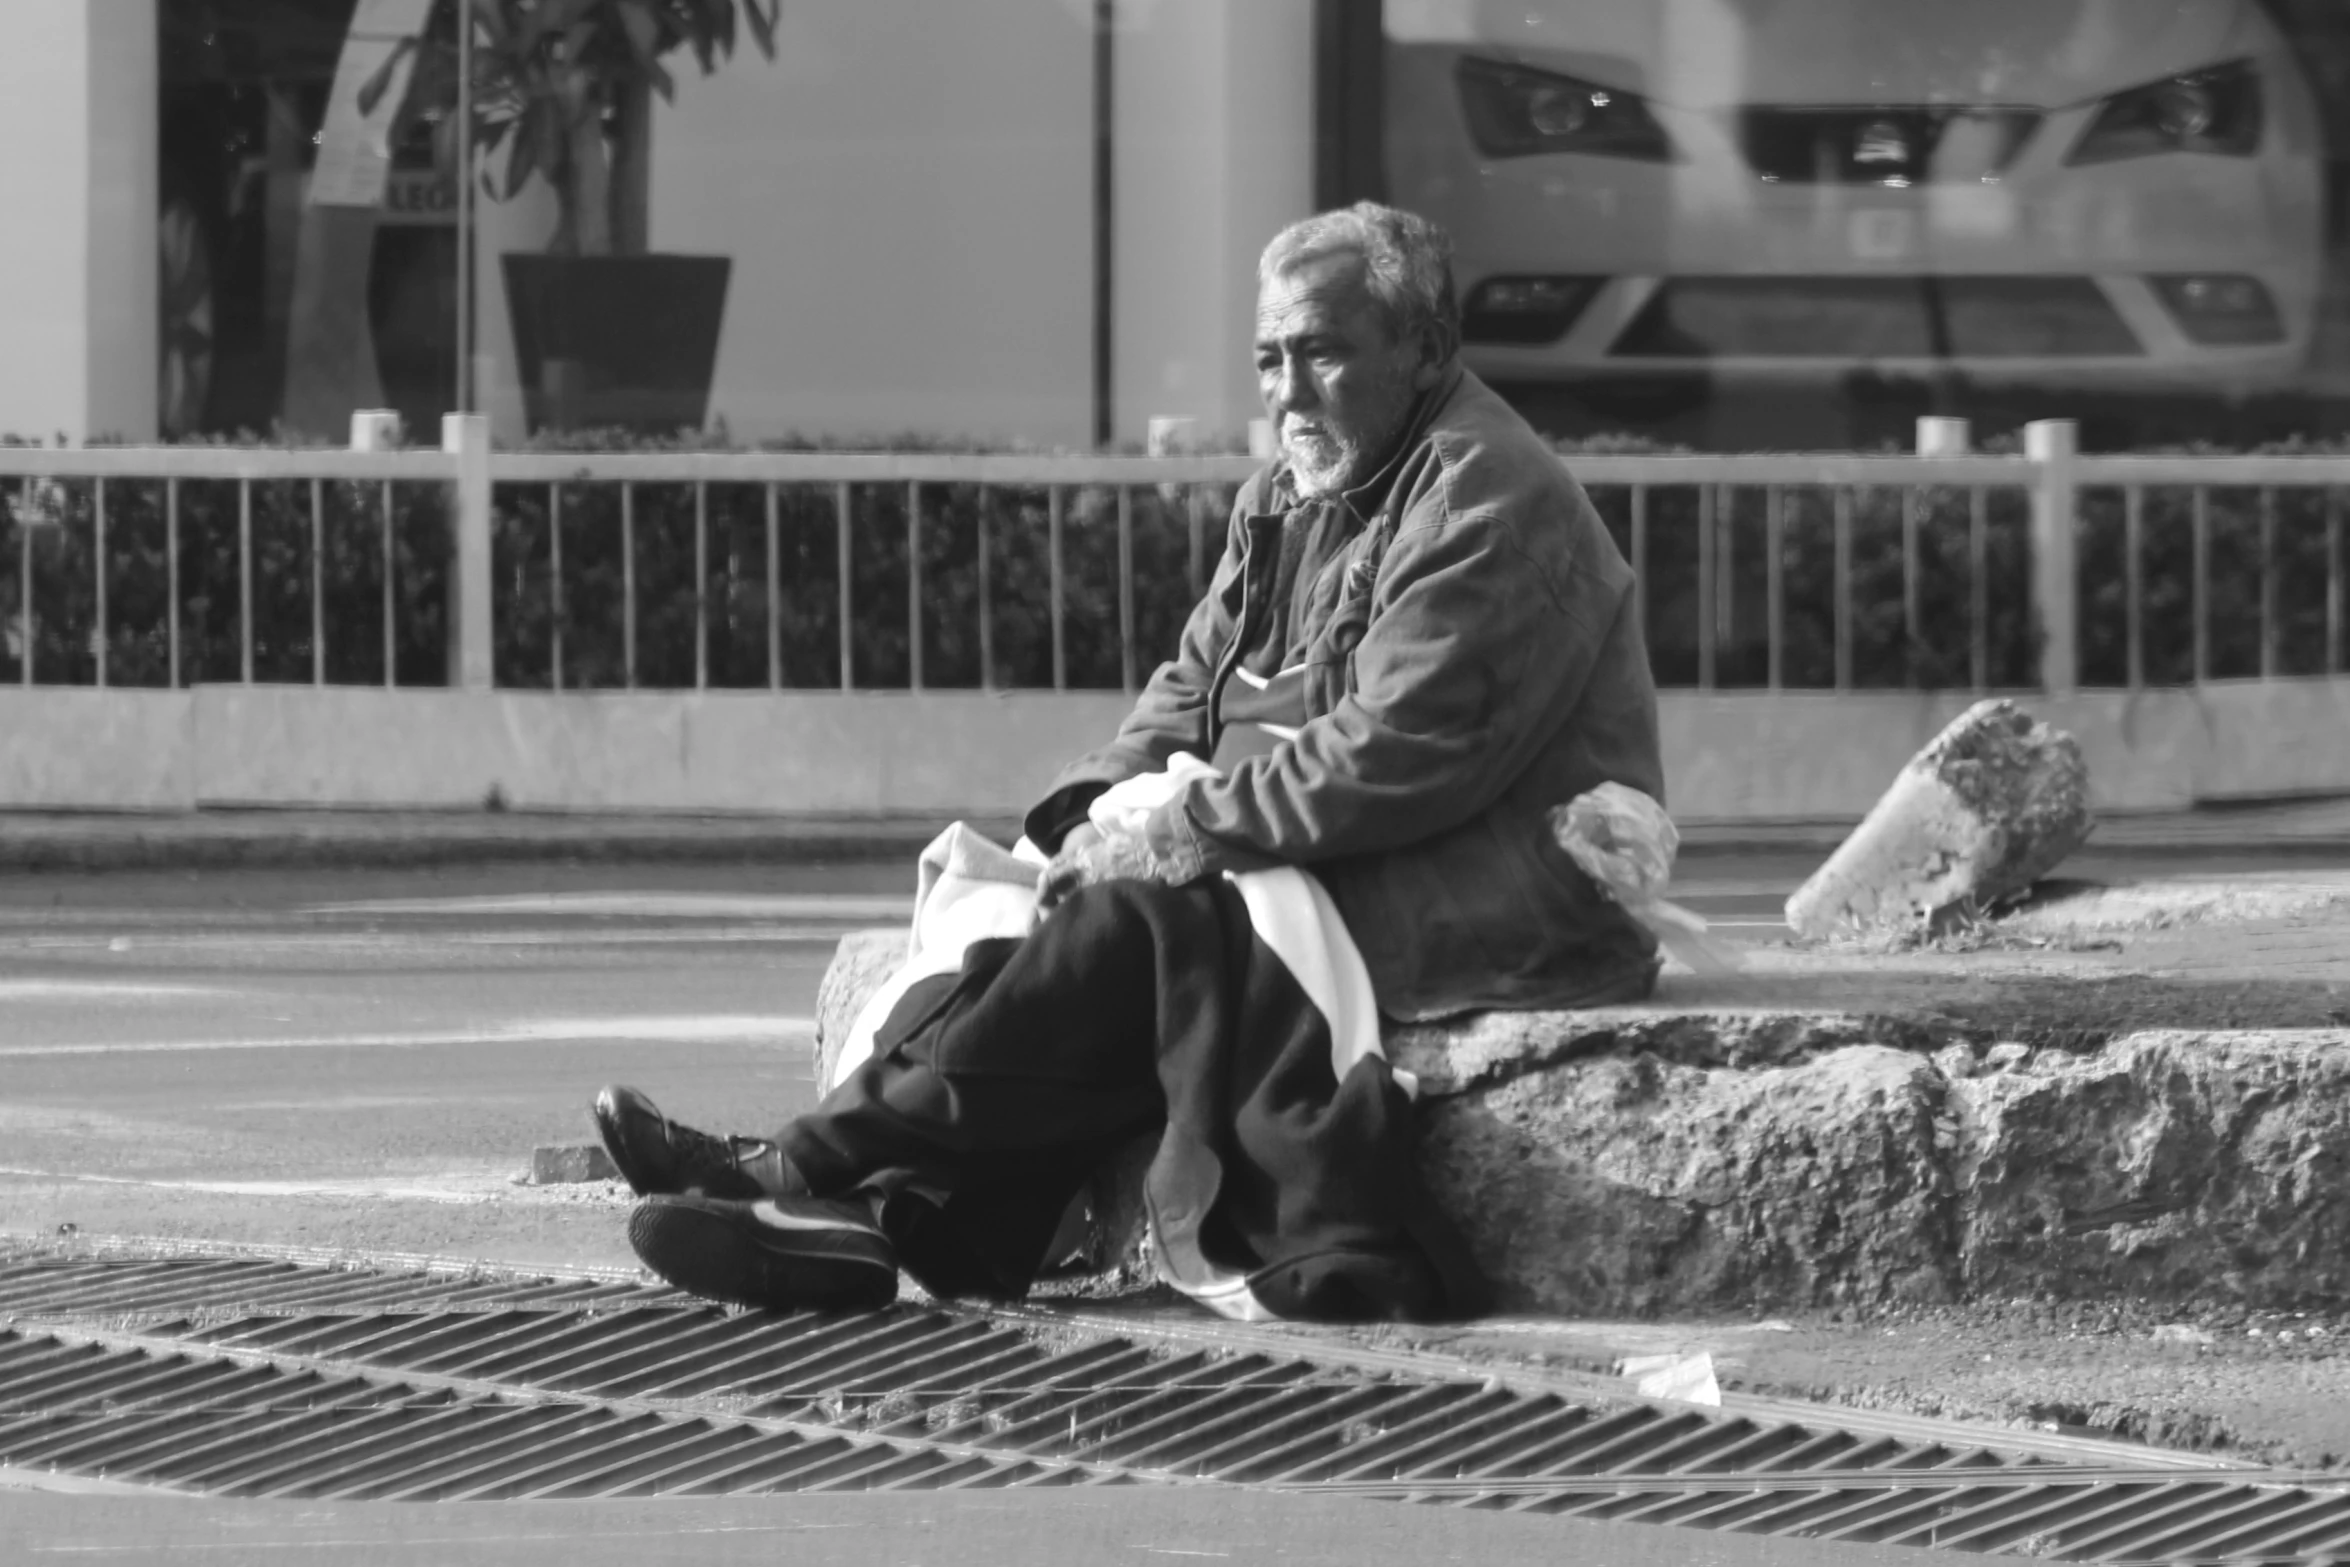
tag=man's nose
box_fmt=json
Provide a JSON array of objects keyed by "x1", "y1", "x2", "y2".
[{"x1": 1267, "y1": 356, "x2": 1316, "y2": 412}]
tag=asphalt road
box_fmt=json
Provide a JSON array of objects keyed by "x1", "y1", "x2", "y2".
[
  {"x1": 0, "y1": 862, "x2": 933, "y2": 1267},
  {"x1": 0, "y1": 845, "x2": 2329, "y2": 1269}
]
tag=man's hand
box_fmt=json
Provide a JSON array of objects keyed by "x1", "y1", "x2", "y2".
[{"x1": 1038, "y1": 826, "x2": 1188, "y2": 910}]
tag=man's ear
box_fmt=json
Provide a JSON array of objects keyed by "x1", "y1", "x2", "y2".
[{"x1": 1410, "y1": 318, "x2": 1456, "y2": 390}]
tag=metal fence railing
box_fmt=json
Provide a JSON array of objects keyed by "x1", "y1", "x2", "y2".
[{"x1": 1, "y1": 421, "x2": 2344, "y2": 700}]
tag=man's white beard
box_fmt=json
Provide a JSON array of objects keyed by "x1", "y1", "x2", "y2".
[{"x1": 1283, "y1": 427, "x2": 1359, "y2": 497}]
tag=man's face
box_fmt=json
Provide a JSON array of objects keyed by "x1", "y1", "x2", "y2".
[{"x1": 1255, "y1": 251, "x2": 1444, "y2": 498}]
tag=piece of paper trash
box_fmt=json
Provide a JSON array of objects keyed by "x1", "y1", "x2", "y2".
[{"x1": 1620, "y1": 1350, "x2": 1721, "y2": 1406}]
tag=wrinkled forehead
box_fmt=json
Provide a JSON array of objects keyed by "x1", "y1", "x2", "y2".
[{"x1": 1254, "y1": 248, "x2": 1386, "y2": 342}]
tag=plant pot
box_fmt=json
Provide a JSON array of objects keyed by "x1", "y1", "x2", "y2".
[{"x1": 502, "y1": 253, "x2": 731, "y2": 433}]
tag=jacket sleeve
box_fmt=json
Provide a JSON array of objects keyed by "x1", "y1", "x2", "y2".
[
  {"x1": 1021, "y1": 484, "x2": 1254, "y2": 850},
  {"x1": 1140, "y1": 506, "x2": 1615, "y2": 877}
]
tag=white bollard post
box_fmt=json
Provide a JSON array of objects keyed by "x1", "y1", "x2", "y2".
[
  {"x1": 442, "y1": 412, "x2": 494, "y2": 691},
  {"x1": 349, "y1": 409, "x2": 403, "y2": 451},
  {"x1": 1915, "y1": 416, "x2": 1970, "y2": 457}
]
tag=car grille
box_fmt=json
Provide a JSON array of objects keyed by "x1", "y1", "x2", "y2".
[
  {"x1": 1611, "y1": 277, "x2": 2140, "y2": 359},
  {"x1": 1741, "y1": 107, "x2": 2041, "y2": 184}
]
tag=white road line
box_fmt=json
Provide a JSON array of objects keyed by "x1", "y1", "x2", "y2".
[
  {"x1": 0, "y1": 980, "x2": 226, "y2": 1001},
  {"x1": 0, "y1": 1167, "x2": 539, "y2": 1205},
  {"x1": 0, "y1": 1015, "x2": 815, "y2": 1057},
  {"x1": 302, "y1": 892, "x2": 915, "y2": 919}
]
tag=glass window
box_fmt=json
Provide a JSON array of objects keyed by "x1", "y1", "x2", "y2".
[{"x1": 1381, "y1": 0, "x2": 2350, "y2": 448}]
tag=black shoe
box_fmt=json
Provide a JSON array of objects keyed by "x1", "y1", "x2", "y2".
[
  {"x1": 590, "y1": 1084, "x2": 798, "y2": 1201},
  {"x1": 628, "y1": 1193, "x2": 898, "y2": 1311}
]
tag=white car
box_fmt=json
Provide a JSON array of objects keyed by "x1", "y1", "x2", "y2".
[{"x1": 1386, "y1": 0, "x2": 2326, "y2": 392}]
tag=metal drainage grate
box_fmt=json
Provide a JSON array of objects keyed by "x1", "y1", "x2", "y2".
[{"x1": 3, "y1": 1252, "x2": 2347, "y2": 1562}]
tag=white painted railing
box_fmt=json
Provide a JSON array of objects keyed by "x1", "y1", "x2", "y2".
[{"x1": 3, "y1": 419, "x2": 2345, "y2": 699}]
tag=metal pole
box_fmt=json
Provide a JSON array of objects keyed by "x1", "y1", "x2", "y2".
[
  {"x1": 238, "y1": 478, "x2": 253, "y2": 684},
  {"x1": 549, "y1": 484, "x2": 564, "y2": 691},
  {"x1": 1764, "y1": 484, "x2": 1783, "y2": 692},
  {"x1": 454, "y1": 0, "x2": 473, "y2": 416},
  {"x1": 765, "y1": 483, "x2": 781, "y2": 691},
  {"x1": 694, "y1": 481, "x2": 709, "y2": 691},
  {"x1": 906, "y1": 481, "x2": 922, "y2": 691},
  {"x1": 621, "y1": 483, "x2": 636, "y2": 690},
  {"x1": 381, "y1": 480, "x2": 396, "y2": 687},
  {"x1": 166, "y1": 479, "x2": 180, "y2": 689},
  {"x1": 93, "y1": 479, "x2": 107, "y2": 688},
  {"x1": 1696, "y1": 484, "x2": 1716, "y2": 690},
  {"x1": 836, "y1": 481, "x2": 853, "y2": 690},
  {"x1": 310, "y1": 477, "x2": 325, "y2": 686},
  {"x1": 17, "y1": 521, "x2": 29, "y2": 686}
]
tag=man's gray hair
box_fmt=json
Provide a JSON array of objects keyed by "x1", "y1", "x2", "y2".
[{"x1": 1259, "y1": 202, "x2": 1459, "y2": 349}]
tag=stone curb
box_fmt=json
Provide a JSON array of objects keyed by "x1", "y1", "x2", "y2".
[{"x1": 813, "y1": 928, "x2": 2350, "y2": 1316}]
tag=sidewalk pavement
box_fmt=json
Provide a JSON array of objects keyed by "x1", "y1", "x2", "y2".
[{"x1": 0, "y1": 796, "x2": 2344, "y2": 871}]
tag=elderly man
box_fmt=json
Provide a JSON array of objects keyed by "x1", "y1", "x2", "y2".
[{"x1": 596, "y1": 202, "x2": 1661, "y2": 1322}]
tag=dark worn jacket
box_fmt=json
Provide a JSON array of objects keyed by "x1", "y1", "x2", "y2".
[{"x1": 1024, "y1": 369, "x2": 1663, "y2": 1021}]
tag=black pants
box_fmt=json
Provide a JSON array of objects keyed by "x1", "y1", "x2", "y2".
[{"x1": 773, "y1": 880, "x2": 1237, "y2": 1300}]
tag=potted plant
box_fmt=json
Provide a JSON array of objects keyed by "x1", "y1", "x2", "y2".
[{"x1": 371, "y1": 0, "x2": 780, "y2": 431}]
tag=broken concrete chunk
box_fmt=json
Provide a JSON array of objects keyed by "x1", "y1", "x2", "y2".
[
  {"x1": 530, "y1": 1144, "x2": 617, "y2": 1185},
  {"x1": 1785, "y1": 699, "x2": 2093, "y2": 941}
]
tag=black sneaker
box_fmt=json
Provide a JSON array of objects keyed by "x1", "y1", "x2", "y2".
[
  {"x1": 628, "y1": 1193, "x2": 898, "y2": 1311},
  {"x1": 590, "y1": 1084, "x2": 798, "y2": 1201}
]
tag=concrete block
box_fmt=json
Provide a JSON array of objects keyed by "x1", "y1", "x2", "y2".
[
  {"x1": 1785, "y1": 698, "x2": 2093, "y2": 940},
  {"x1": 530, "y1": 1144, "x2": 618, "y2": 1185}
]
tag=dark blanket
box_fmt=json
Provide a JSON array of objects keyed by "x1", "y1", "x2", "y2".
[{"x1": 779, "y1": 878, "x2": 1488, "y2": 1322}]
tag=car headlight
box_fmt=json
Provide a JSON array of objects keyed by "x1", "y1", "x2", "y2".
[
  {"x1": 2067, "y1": 59, "x2": 2261, "y2": 165},
  {"x1": 1455, "y1": 58, "x2": 1674, "y2": 162}
]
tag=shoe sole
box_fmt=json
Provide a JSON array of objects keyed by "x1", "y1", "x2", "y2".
[{"x1": 628, "y1": 1200, "x2": 898, "y2": 1311}]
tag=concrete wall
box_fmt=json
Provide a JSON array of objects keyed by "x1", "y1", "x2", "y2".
[
  {"x1": 0, "y1": 0, "x2": 157, "y2": 442},
  {"x1": 2, "y1": 681, "x2": 2343, "y2": 818}
]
